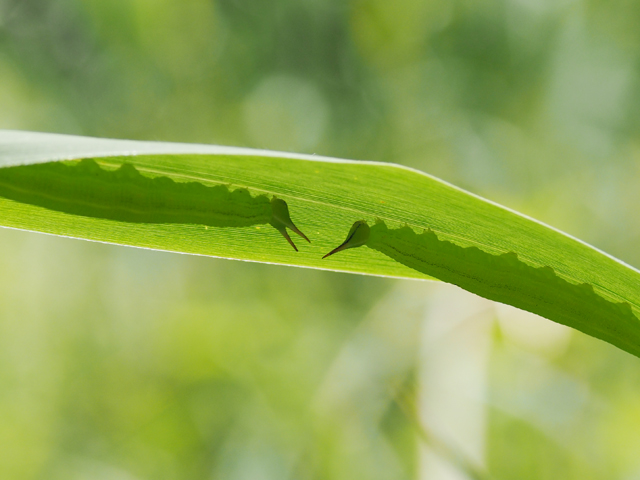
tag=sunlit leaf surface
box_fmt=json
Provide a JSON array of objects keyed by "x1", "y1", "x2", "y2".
[{"x1": 1, "y1": 130, "x2": 639, "y2": 358}]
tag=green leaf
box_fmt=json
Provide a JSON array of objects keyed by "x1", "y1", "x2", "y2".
[{"x1": 1, "y1": 130, "x2": 640, "y2": 358}]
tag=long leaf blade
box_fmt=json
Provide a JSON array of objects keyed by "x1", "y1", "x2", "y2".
[{"x1": 1, "y1": 130, "x2": 639, "y2": 357}]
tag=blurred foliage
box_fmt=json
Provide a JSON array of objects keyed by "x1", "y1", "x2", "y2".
[{"x1": 1, "y1": 0, "x2": 640, "y2": 479}]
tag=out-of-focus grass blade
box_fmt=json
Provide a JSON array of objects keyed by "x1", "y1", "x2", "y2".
[{"x1": 1, "y1": 130, "x2": 639, "y2": 358}]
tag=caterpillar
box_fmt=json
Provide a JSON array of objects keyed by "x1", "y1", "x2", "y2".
[
  {"x1": 0, "y1": 158, "x2": 310, "y2": 251},
  {"x1": 324, "y1": 220, "x2": 640, "y2": 356},
  {"x1": 322, "y1": 220, "x2": 369, "y2": 258}
]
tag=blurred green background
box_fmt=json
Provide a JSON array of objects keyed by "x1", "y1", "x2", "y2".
[{"x1": 2, "y1": 0, "x2": 640, "y2": 479}]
